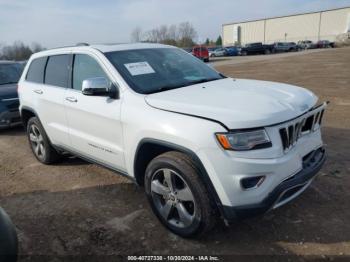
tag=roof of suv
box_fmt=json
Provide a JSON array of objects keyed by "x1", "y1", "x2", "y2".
[
  {"x1": 92, "y1": 43, "x2": 175, "y2": 52},
  {"x1": 33, "y1": 43, "x2": 175, "y2": 58}
]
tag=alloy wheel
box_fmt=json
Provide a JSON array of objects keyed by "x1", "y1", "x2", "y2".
[
  {"x1": 150, "y1": 168, "x2": 196, "y2": 228},
  {"x1": 29, "y1": 124, "x2": 46, "y2": 160}
]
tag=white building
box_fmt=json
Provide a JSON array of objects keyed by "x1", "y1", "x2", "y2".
[{"x1": 222, "y1": 7, "x2": 350, "y2": 46}]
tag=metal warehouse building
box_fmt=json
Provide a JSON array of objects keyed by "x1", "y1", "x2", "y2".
[{"x1": 222, "y1": 6, "x2": 350, "y2": 46}]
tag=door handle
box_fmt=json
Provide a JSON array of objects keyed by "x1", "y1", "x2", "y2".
[
  {"x1": 34, "y1": 89, "x2": 43, "y2": 94},
  {"x1": 65, "y1": 97, "x2": 78, "y2": 103}
]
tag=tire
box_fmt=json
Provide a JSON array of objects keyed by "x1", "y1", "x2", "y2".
[
  {"x1": 204, "y1": 58, "x2": 209, "y2": 62},
  {"x1": 145, "y1": 151, "x2": 217, "y2": 238},
  {"x1": 264, "y1": 49, "x2": 271, "y2": 55},
  {"x1": 27, "y1": 117, "x2": 61, "y2": 164},
  {"x1": 241, "y1": 51, "x2": 247, "y2": 56}
]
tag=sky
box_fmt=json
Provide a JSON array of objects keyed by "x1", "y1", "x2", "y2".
[{"x1": 1, "y1": 0, "x2": 350, "y2": 48}]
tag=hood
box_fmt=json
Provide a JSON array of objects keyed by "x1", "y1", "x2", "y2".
[
  {"x1": 0, "y1": 84, "x2": 18, "y2": 100},
  {"x1": 145, "y1": 78, "x2": 317, "y2": 129}
]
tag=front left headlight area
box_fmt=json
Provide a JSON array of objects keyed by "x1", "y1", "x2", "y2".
[{"x1": 216, "y1": 129, "x2": 272, "y2": 151}]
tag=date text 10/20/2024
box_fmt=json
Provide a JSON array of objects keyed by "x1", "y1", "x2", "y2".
[{"x1": 127, "y1": 256, "x2": 220, "y2": 261}]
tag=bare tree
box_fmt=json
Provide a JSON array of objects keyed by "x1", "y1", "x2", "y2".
[
  {"x1": 31, "y1": 42, "x2": 45, "y2": 53},
  {"x1": 144, "y1": 28, "x2": 159, "y2": 43},
  {"x1": 1, "y1": 41, "x2": 32, "y2": 61},
  {"x1": 141, "y1": 22, "x2": 198, "y2": 47},
  {"x1": 158, "y1": 25, "x2": 168, "y2": 42},
  {"x1": 167, "y1": 24, "x2": 177, "y2": 41},
  {"x1": 0, "y1": 41, "x2": 46, "y2": 61},
  {"x1": 130, "y1": 27, "x2": 143, "y2": 43},
  {"x1": 177, "y1": 22, "x2": 197, "y2": 47}
]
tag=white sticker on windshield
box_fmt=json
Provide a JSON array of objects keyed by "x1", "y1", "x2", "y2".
[{"x1": 124, "y1": 62, "x2": 155, "y2": 76}]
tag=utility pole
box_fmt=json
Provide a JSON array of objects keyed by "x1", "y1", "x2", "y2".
[
  {"x1": 264, "y1": 20, "x2": 266, "y2": 44},
  {"x1": 318, "y1": 12, "x2": 323, "y2": 41}
]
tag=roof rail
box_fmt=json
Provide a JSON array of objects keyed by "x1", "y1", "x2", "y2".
[{"x1": 76, "y1": 43, "x2": 89, "y2": 46}]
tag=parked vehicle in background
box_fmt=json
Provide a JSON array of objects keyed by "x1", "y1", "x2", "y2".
[
  {"x1": 211, "y1": 48, "x2": 226, "y2": 57},
  {"x1": 241, "y1": 42, "x2": 274, "y2": 55},
  {"x1": 224, "y1": 46, "x2": 240, "y2": 56},
  {"x1": 19, "y1": 43, "x2": 327, "y2": 237},
  {"x1": 208, "y1": 47, "x2": 217, "y2": 57},
  {"x1": 273, "y1": 42, "x2": 298, "y2": 52},
  {"x1": 192, "y1": 45, "x2": 209, "y2": 62},
  {"x1": 316, "y1": 40, "x2": 334, "y2": 48},
  {"x1": 297, "y1": 40, "x2": 316, "y2": 50},
  {"x1": 0, "y1": 61, "x2": 24, "y2": 129}
]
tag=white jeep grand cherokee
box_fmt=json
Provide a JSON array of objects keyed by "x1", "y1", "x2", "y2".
[{"x1": 18, "y1": 43, "x2": 327, "y2": 237}]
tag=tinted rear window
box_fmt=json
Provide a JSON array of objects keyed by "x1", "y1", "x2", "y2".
[
  {"x1": 26, "y1": 57, "x2": 47, "y2": 83},
  {"x1": 45, "y1": 55, "x2": 70, "y2": 88}
]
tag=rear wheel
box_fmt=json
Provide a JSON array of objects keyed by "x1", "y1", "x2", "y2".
[
  {"x1": 27, "y1": 117, "x2": 61, "y2": 164},
  {"x1": 145, "y1": 151, "x2": 216, "y2": 237}
]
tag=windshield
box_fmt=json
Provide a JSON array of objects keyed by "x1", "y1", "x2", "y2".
[
  {"x1": 105, "y1": 48, "x2": 223, "y2": 94},
  {"x1": 0, "y1": 63, "x2": 23, "y2": 85}
]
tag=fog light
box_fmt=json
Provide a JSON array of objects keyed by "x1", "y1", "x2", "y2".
[{"x1": 241, "y1": 176, "x2": 265, "y2": 190}]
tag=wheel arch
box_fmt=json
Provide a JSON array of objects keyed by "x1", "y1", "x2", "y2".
[
  {"x1": 20, "y1": 106, "x2": 38, "y2": 128},
  {"x1": 133, "y1": 138, "x2": 225, "y2": 216}
]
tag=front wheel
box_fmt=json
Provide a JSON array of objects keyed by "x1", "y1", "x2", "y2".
[{"x1": 145, "y1": 151, "x2": 216, "y2": 237}]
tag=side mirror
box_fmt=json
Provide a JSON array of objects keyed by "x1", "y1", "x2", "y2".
[{"x1": 82, "y1": 77, "x2": 119, "y2": 99}]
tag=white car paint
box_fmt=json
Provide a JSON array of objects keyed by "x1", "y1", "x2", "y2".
[
  {"x1": 145, "y1": 78, "x2": 317, "y2": 129},
  {"x1": 18, "y1": 43, "x2": 326, "y2": 212}
]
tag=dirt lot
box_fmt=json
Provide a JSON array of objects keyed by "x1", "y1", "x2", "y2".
[{"x1": 1, "y1": 47, "x2": 350, "y2": 261}]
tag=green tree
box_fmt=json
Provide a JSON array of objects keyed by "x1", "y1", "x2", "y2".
[
  {"x1": 205, "y1": 38, "x2": 210, "y2": 45},
  {"x1": 215, "y1": 36, "x2": 222, "y2": 46}
]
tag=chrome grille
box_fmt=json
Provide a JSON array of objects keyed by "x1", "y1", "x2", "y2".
[{"x1": 279, "y1": 102, "x2": 327, "y2": 151}]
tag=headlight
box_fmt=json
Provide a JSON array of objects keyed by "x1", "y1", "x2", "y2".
[{"x1": 216, "y1": 129, "x2": 271, "y2": 151}]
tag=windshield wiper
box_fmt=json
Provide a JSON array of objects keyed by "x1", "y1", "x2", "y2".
[
  {"x1": 147, "y1": 77, "x2": 223, "y2": 94},
  {"x1": 182, "y1": 77, "x2": 222, "y2": 87},
  {"x1": 147, "y1": 84, "x2": 182, "y2": 94}
]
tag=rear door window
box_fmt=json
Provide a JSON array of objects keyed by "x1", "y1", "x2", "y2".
[
  {"x1": 26, "y1": 57, "x2": 47, "y2": 83},
  {"x1": 45, "y1": 55, "x2": 70, "y2": 88}
]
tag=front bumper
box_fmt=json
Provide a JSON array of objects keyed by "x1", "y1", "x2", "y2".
[{"x1": 222, "y1": 147, "x2": 326, "y2": 221}]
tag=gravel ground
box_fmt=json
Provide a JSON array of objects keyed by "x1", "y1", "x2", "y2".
[{"x1": 0, "y1": 47, "x2": 349, "y2": 261}]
